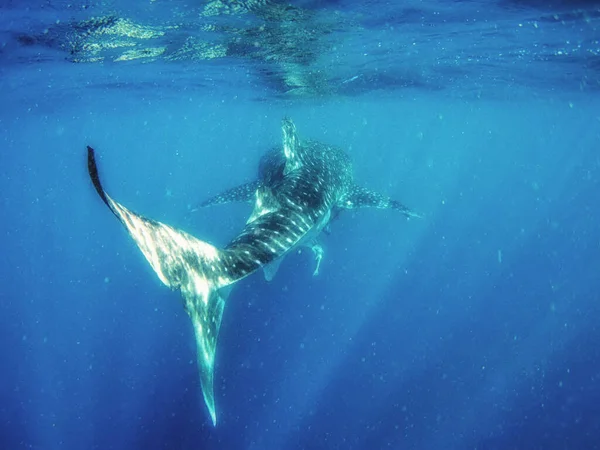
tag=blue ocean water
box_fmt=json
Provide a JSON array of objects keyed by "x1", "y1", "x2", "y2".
[{"x1": 1, "y1": 0, "x2": 600, "y2": 449}]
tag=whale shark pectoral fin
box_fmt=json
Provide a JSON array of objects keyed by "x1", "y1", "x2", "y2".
[
  {"x1": 87, "y1": 146, "x2": 256, "y2": 426},
  {"x1": 340, "y1": 184, "x2": 422, "y2": 219},
  {"x1": 263, "y1": 256, "x2": 283, "y2": 281},
  {"x1": 196, "y1": 180, "x2": 262, "y2": 209}
]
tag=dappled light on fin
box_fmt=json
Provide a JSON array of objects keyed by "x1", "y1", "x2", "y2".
[
  {"x1": 86, "y1": 146, "x2": 257, "y2": 426},
  {"x1": 247, "y1": 185, "x2": 281, "y2": 224},
  {"x1": 187, "y1": 287, "x2": 227, "y2": 426}
]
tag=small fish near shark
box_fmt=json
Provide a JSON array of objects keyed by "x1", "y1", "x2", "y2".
[{"x1": 87, "y1": 118, "x2": 421, "y2": 425}]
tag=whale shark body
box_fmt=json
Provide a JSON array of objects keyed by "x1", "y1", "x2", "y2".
[{"x1": 87, "y1": 118, "x2": 419, "y2": 425}]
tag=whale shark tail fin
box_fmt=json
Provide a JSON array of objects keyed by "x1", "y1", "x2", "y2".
[{"x1": 87, "y1": 146, "x2": 239, "y2": 425}]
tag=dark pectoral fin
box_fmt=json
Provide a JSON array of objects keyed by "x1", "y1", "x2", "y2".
[
  {"x1": 341, "y1": 184, "x2": 422, "y2": 219},
  {"x1": 192, "y1": 180, "x2": 262, "y2": 211}
]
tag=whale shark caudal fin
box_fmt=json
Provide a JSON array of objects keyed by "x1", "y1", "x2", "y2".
[
  {"x1": 340, "y1": 184, "x2": 422, "y2": 219},
  {"x1": 87, "y1": 146, "x2": 260, "y2": 425}
]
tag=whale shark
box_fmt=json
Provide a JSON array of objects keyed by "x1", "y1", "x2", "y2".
[{"x1": 87, "y1": 118, "x2": 420, "y2": 425}]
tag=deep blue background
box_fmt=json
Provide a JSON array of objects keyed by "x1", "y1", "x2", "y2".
[
  {"x1": 2, "y1": 91, "x2": 599, "y2": 449},
  {"x1": 1, "y1": 0, "x2": 600, "y2": 448}
]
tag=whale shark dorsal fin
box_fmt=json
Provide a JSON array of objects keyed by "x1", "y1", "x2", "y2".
[
  {"x1": 340, "y1": 184, "x2": 422, "y2": 219},
  {"x1": 282, "y1": 117, "x2": 302, "y2": 175},
  {"x1": 247, "y1": 184, "x2": 281, "y2": 224}
]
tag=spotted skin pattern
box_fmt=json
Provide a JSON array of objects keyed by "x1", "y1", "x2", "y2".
[
  {"x1": 340, "y1": 185, "x2": 422, "y2": 219},
  {"x1": 198, "y1": 141, "x2": 419, "y2": 220},
  {"x1": 87, "y1": 118, "x2": 419, "y2": 426},
  {"x1": 199, "y1": 180, "x2": 262, "y2": 208}
]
